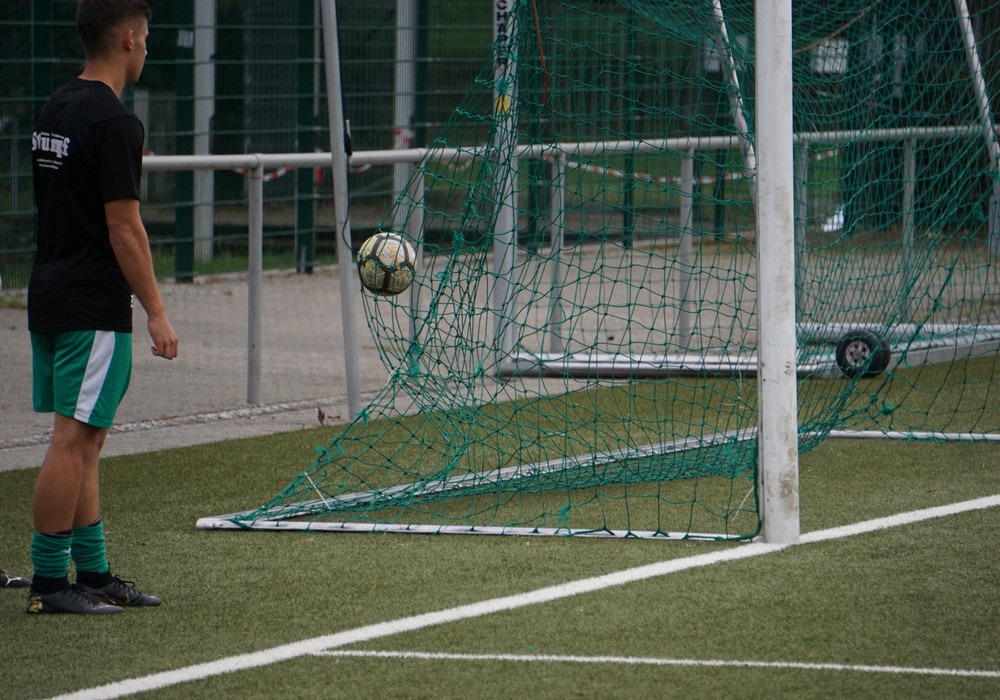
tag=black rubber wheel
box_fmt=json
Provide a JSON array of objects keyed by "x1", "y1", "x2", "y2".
[{"x1": 834, "y1": 333, "x2": 891, "y2": 378}]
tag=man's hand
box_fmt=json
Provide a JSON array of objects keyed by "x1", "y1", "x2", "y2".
[{"x1": 148, "y1": 311, "x2": 178, "y2": 359}]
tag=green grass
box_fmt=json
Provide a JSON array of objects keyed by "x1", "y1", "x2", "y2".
[{"x1": 1, "y1": 430, "x2": 998, "y2": 698}]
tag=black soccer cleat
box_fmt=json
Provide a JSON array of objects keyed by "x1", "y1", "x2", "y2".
[
  {"x1": 76, "y1": 575, "x2": 162, "y2": 608},
  {"x1": 26, "y1": 586, "x2": 124, "y2": 615},
  {"x1": 0, "y1": 570, "x2": 31, "y2": 588}
]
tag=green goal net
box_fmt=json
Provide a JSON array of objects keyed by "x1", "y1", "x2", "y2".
[{"x1": 200, "y1": 0, "x2": 1000, "y2": 539}]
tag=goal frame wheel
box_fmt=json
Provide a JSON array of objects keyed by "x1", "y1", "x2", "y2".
[{"x1": 834, "y1": 332, "x2": 892, "y2": 378}]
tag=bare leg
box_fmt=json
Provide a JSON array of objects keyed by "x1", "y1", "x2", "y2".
[
  {"x1": 33, "y1": 413, "x2": 107, "y2": 534},
  {"x1": 26, "y1": 415, "x2": 127, "y2": 614}
]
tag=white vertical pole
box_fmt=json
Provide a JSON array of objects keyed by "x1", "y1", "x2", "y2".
[
  {"x1": 247, "y1": 162, "x2": 263, "y2": 404},
  {"x1": 711, "y1": 0, "x2": 757, "y2": 182},
  {"x1": 793, "y1": 143, "x2": 807, "y2": 316},
  {"x1": 545, "y1": 153, "x2": 567, "y2": 354},
  {"x1": 952, "y1": 0, "x2": 1000, "y2": 255},
  {"x1": 194, "y1": 0, "x2": 216, "y2": 262},
  {"x1": 320, "y1": 0, "x2": 363, "y2": 418},
  {"x1": 492, "y1": 0, "x2": 518, "y2": 362},
  {"x1": 677, "y1": 148, "x2": 696, "y2": 348},
  {"x1": 407, "y1": 173, "x2": 425, "y2": 344},
  {"x1": 755, "y1": 0, "x2": 799, "y2": 544},
  {"x1": 902, "y1": 138, "x2": 916, "y2": 320},
  {"x1": 392, "y1": 0, "x2": 418, "y2": 231}
]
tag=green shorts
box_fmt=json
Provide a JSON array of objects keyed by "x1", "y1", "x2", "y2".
[{"x1": 31, "y1": 330, "x2": 133, "y2": 429}]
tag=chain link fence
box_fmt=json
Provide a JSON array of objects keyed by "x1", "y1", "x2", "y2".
[
  {"x1": 0, "y1": 0, "x2": 491, "y2": 290},
  {"x1": 4, "y1": 1, "x2": 998, "y2": 292}
]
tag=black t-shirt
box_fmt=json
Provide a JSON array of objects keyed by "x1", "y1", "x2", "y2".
[{"x1": 29, "y1": 78, "x2": 144, "y2": 333}]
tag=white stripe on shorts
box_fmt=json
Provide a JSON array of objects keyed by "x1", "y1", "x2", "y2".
[{"x1": 75, "y1": 331, "x2": 116, "y2": 424}]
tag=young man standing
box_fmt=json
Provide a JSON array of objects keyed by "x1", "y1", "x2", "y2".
[{"x1": 27, "y1": 0, "x2": 179, "y2": 615}]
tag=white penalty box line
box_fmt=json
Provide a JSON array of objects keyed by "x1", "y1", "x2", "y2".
[
  {"x1": 313, "y1": 649, "x2": 1000, "y2": 679},
  {"x1": 52, "y1": 494, "x2": 1000, "y2": 700}
]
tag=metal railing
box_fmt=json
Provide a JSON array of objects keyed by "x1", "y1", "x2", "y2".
[{"x1": 143, "y1": 123, "x2": 999, "y2": 412}]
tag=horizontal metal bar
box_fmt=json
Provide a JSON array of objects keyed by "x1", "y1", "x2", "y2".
[
  {"x1": 194, "y1": 517, "x2": 738, "y2": 540},
  {"x1": 825, "y1": 430, "x2": 1000, "y2": 442},
  {"x1": 144, "y1": 123, "x2": 999, "y2": 173}
]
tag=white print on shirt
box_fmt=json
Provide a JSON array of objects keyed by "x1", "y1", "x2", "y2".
[{"x1": 33, "y1": 131, "x2": 71, "y2": 171}]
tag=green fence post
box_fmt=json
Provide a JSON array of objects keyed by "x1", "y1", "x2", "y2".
[
  {"x1": 32, "y1": 1, "x2": 53, "y2": 116},
  {"x1": 622, "y1": 8, "x2": 637, "y2": 248},
  {"x1": 174, "y1": 0, "x2": 195, "y2": 282},
  {"x1": 296, "y1": 0, "x2": 316, "y2": 274}
]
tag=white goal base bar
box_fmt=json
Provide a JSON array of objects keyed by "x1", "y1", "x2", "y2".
[
  {"x1": 193, "y1": 518, "x2": 734, "y2": 541},
  {"x1": 196, "y1": 428, "x2": 758, "y2": 539},
  {"x1": 499, "y1": 323, "x2": 1000, "y2": 379},
  {"x1": 826, "y1": 430, "x2": 1000, "y2": 442},
  {"x1": 500, "y1": 351, "x2": 832, "y2": 379}
]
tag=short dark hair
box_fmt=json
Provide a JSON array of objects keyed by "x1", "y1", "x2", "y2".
[{"x1": 76, "y1": 0, "x2": 152, "y2": 58}]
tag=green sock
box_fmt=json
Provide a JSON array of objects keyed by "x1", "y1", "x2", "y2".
[
  {"x1": 71, "y1": 519, "x2": 110, "y2": 577},
  {"x1": 31, "y1": 530, "x2": 72, "y2": 580}
]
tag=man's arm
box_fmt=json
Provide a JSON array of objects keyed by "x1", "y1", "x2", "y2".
[{"x1": 105, "y1": 197, "x2": 178, "y2": 360}]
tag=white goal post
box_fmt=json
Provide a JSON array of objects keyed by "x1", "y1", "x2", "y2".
[{"x1": 753, "y1": 0, "x2": 800, "y2": 544}]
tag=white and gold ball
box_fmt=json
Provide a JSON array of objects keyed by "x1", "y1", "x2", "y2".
[{"x1": 356, "y1": 232, "x2": 417, "y2": 296}]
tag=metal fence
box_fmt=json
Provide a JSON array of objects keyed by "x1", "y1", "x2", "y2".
[
  {"x1": 0, "y1": 0, "x2": 493, "y2": 290},
  {"x1": 5, "y1": 1, "x2": 999, "y2": 293}
]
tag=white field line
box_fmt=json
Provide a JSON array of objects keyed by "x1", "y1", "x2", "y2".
[
  {"x1": 51, "y1": 494, "x2": 1000, "y2": 700},
  {"x1": 313, "y1": 649, "x2": 1000, "y2": 679}
]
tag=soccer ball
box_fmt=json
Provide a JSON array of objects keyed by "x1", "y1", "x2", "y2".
[{"x1": 356, "y1": 232, "x2": 417, "y2": 296}]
